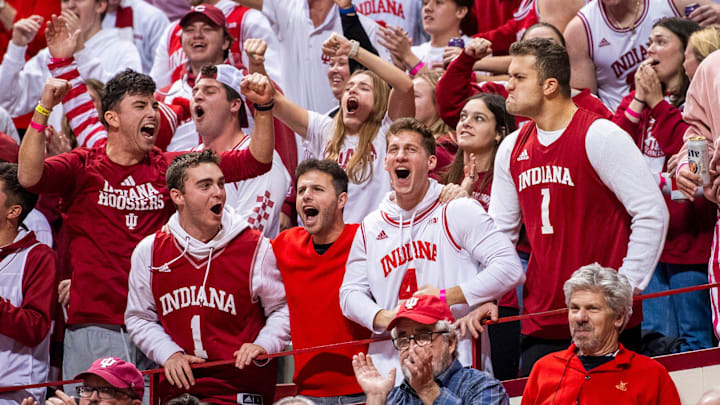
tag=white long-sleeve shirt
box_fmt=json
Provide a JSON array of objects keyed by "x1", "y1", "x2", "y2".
[
  {"x1": 0, "y1": 28, "x2": 141, "y2": 118},
  {"x1": 103, "y1": 0, "x2": 170, "y2": 74},
  {"x1": 489, "y1": 118, "x2": 669, "y2": 292}
]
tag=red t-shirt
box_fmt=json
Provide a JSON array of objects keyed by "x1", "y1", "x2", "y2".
[
  {"x1": 272, "y1": 224, "x2": 370, "y2": 397},
  {"x1": 509, "y1": 109, "x2": 635, "y2": 338},
  {"x1": 28, "y1": 146, "x2": 270, "y2": 326}
]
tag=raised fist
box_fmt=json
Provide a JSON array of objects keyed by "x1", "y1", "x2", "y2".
[
  {"x1": 244, "y1": 38, "x2": 267, "y2": 66},
  {"x1": 11, "y1": 16, "x2": 44, "y2": 47},
  {"x1": 465, "y1": 37, "x2": 492, "y2": 60},
  {"x1": 240, "y1": 73, "x2": 274, "y2": 105},
  {"x1": 40, "y1": 78, "x2": 72, "y2": 110},
  {"x1": 322, "y1": 32, "x2": 352, "y2": 58}
]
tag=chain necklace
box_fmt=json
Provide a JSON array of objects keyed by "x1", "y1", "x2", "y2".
[{"x1": 606, "y1": 0, "x2": 642, "y2": 42}]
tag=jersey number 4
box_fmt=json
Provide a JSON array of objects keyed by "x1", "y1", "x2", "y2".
[
  {"x1": 540, "y1": 188, "x2": 554, "y2": 235},
  {"x1": 399, "y1": 268, "x2": 418, "y2": 300}
]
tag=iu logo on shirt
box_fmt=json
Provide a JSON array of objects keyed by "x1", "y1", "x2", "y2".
[{"x1": 126, "y1": 213, "x2": 138, "y2": 230}]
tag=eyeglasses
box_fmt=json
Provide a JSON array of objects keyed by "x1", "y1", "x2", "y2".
[
  {"x1": 76, "y1": 385, "x2": 135, "y2": 400},
  {"x1": 392, "y1": 331, "x2": 447, "y2": 351}
]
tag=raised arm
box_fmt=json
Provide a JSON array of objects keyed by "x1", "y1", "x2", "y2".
[
  {"x1": 564, "y1": 16, "x2": 597, "y2": 94},
  {"x1": 324, "y1": 32, "x2": 414, "y2": 120},
  {"x1": 241, "y1": 73, "x2": 275, "y2": 164},
  {"x1": 17, "y1": 78, "x2": 71, "y2": 188}
]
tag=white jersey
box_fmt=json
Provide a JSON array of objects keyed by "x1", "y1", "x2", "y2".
[
  {"x1": 0, "y1": 28, "x2": 141, "y2": 118},
  {"x1": 196, "y1": 137, "x2": 291, "y2": 238},
  {"x1": 23, "y1": 210, "x2": 53, "y2": 247},
  {"x1": 340, "y1": 180, "x2": 524, "y2": 383},
  {"x1": 304, "y1": 111, "x2": 392, "y2": 223},
  {"x1": 577, "y1": 0, "x2": 681, "y2": 111},
  {"x1": 260, "y1": 0, "x2": 389, "y2": 113},
  {"x1": 411, "y1": 34, "x2": 472, "y2": 70},
  {"x1": 102, "y1": 0, "x2": 170, "y2": 74},
  {"x1": 355, "y1": 0, "x2": 427, "y2": 45}
]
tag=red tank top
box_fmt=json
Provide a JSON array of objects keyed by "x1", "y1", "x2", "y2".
[
  {"x1": 509, "y1": 108, "x2": 633, "y2": 338},
  {"x1": 151, "y1": 229, "x2": 276, "y2": 403}
]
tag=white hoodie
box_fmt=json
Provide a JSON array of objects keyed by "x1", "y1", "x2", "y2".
[
  {"x1": 340, "y1": 179, "x2": 524, "y2": 382},
  {"x1": 125, "y1": 206, "x2": 290, "y2": 365}
]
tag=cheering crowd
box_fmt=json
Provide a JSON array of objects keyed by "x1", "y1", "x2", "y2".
[{"x1": 2, "y1": 0, "x2": 720, "y2": 403}]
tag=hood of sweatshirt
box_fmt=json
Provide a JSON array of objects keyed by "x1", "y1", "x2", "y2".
[
  {"x1": 166, "y1": 204, "x2": 252, "y2": 261},
  {"x1": 379, "y1": 178, "x2": 443, "y2": 226},
  {"x1": 0, "y1": 229, "x2": 39, "y2": 261}
]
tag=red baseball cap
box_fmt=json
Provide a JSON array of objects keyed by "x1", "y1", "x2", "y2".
[
  {"x1": 0, "y1": 132, "x2": 18, "y2": 163},
  {"x1": 75, "y1": 357, "x2": 144, "y2": 399},
  {"x1": 387, "y1": 295, "x2": 455, "y2": 331},
  {"x1": 180, "y1": 4, "x2": 227, "y2": 28}
]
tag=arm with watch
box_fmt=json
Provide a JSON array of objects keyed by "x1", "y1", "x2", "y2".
[{"x1": 335, "y1": 0, "x2": 379, "y2": 72}]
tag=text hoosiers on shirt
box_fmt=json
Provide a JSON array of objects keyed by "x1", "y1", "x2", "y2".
[{"x1": 98, "y1": 180, "x2": 166, "y2": 211}]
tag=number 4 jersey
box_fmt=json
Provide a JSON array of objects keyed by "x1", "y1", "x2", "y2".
[{"x1": 509, "y1": 108, "x2": 633, "y2": 338}]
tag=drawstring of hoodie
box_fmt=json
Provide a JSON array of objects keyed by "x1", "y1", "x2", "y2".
[
  {"x1": 198, "y1": 247, "x2": 214, "y2": 304},
  {"x1": 149, "y1": 236, "x2": 191, "y2": 273}
]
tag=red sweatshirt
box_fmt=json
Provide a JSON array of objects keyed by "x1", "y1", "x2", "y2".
[
  {"x1": 272, "y1": 224, "x2": 369, "y2": 397},
  {"x1": 436, "y1": 52, "x2": 612, "y2": 129},
  {"x1": 611, "y1": 91, "x2": 715, "y2": 264}
]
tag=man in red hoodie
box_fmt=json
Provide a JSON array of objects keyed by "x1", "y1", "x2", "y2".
[{"x1": 0, "y1": 162, "x2": 56, "y2": 403}]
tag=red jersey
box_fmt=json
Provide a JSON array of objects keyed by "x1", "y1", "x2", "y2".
[
  {"x1": 474, "y1": 0, "x2": 538, "y2": 55},
  {"x1": 467, "y1": 0, "x2": 522, "y2": 37},
  {"x1": 272, "y1": 224, "x2": 369, "y2": 397},
  {"x1": 27, "y1": 146, "x2": 270, "y2": 326},
  {"x1": 151, "y1": 229, "x2": 275, "y2": 404},
  {"x1": 165, "y1": 6, "x2": 250, "y2": 85},
  {"x1": 509, "y1": 108, "x2": 633, "y2": 338}
]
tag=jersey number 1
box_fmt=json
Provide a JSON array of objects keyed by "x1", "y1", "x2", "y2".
[
  {"x1": 540, "y1": 188, "x2": 554, "y2": 235},
  {"x1": 191, "y1": 314, "x2": 208, "y2": 358}
]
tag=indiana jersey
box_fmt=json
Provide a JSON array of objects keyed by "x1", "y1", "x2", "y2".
[
  {"x1": 509, "y1": 108, "x2": 632, "y2": 338},
  {"x1": 150, "y1": 229, "x2": 276, "y2": 403},
  {"x1": 577, "y1": 0, "x2": 681, "y2": 111}
]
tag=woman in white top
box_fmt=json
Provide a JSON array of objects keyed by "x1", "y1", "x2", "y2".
[
  {"x1": 269, "y1": 32, "x2": 415, "y2": 223},
  {"x1": 378, "y1": 0, "x2": 472, "y2": 74}
]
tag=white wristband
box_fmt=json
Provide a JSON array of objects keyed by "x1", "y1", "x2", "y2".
[{"x1": 349, "y1": 39, "x2": 360, "y2": 59}]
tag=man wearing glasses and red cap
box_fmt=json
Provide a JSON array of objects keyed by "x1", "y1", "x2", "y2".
[
  {"x1": 352, "y1": 295, "x2": 509, "y2": 405},
  {"x1": 25, "y1": 357, "x2": 143, "y2": 405}
]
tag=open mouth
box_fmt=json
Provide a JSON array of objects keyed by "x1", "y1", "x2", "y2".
[
  {"x1": 140, "y1": 123, "x2": 155, "y2": 138},
  {"x1": 192, "y1": 42, "x2": 207, "y2": 51},
  {"x1": 303, "y1": 207, "x2": 319, "y2": 219},
  {"x1": 210, "y1": 203, "x2": 222, "y2": 215},
  {"x1": 649, "y1": 59, "x2": 660, "y2": 66},
  {"x1": 395, "y1": 168, "x2": 410, "y2": 179},
  {"x1": 195, "y1": 105, "x2": 205, "y2": 119},
  {"x1": 346, "y1": 98, "x2": 359, "y2": 113}
]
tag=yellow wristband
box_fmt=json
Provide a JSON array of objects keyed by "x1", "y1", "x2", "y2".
[{"x1": 35, "y1": 104, "x2": 51, "y2": 117}]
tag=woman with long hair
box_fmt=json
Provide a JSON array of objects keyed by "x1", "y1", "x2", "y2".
[
  {"x1": 413, "y1": 71, "x2": 456, "y2": 177},
  {"x1": 269, "y1": 33, "x2": 414, "y2": 222},
  {"x1": 612, "y1": 17, "x2": 714, "y2": 353}
]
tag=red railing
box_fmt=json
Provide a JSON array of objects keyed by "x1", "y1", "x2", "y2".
[{"x1": 1, "y1": 282, "x2": 718, "y2": 403}]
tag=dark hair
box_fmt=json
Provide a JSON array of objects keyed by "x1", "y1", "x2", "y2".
[
  {"x1": 443, "y1": 93, "x2": 515, "y2": 192},
  {"x1": 295, "y1": 159, "x2": 349, "y2": 195},
  {"x1": 387, "y1": 117, "x2": 436, "y2": 156},
  {"x1": 166, "y1": 394, "x2": 202, "y2": 405},
  {"x1": 510, "y1": 38, "x2": 571, "y2": 97},
  {"x1": 199, "y1": 65, "x2": 249, "y2": 128},
  {"x1": 522, "y1": 22, "x2": 566, "y2": 48},
  {"x1": 100, "y1": 69, "x2": 156, "y2": 127},
  {"x1": 653, "y1": 17, "x2": 700, "y2": 107},
  {"x1": 166, "y1": 150, "x2": 221, "y2": 193},
  {"x1": 0, "y1": 163, "x2": 38, "y2": 225}
]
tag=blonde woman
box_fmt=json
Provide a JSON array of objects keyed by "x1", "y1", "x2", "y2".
[
  {"x1": 413, "y1": 71, "x2": 456, "y2": 177},
  {"x1": 684, "y1": 25, "x2": 720, "y2": 80},
  {"x1": 269, "y1": 33, "x2": 415, "y2": 222}
]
